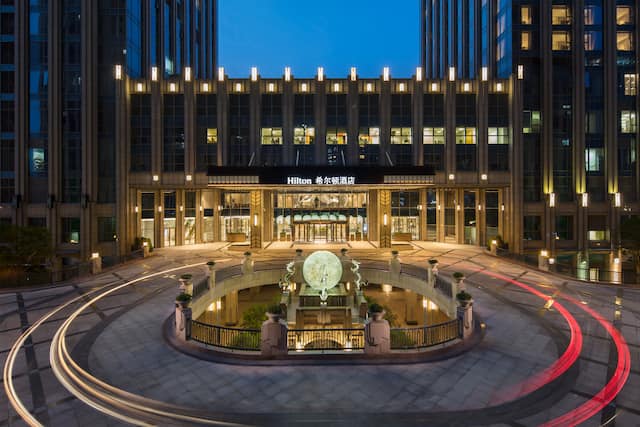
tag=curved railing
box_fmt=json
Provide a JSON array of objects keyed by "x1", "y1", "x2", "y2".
[
  {"x1": 190, "y1": 320, "x2": 261, "y2": 351},
  {"x1": 390, "y1": 319, "x2": 461, "y2": 350},
  {"x1": 287, "y1": 328, "x2": 365, "y2": 352}
]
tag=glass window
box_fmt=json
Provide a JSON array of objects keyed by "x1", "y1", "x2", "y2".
[
  {"x1": 584, "y1": 6, "x2": 601, "y2": 25},
  {"x1": 423, "y1": 127, "x2": 445, "y2": 144},
  {"x1": 207, "y1": 128, "x2": 217, "y2": 144},
  {"x1": 621, "y1": 111, "x2": 637, "y2": 133},
  {"x1": 390, "y1": 127, "x2": 412, "y2": 145},
  {"x1": 616, "y1": 6, "x2": 632, "y2": 25},
  {"x1": 61, "y1": 217, "x2": 80, "y2": 244},
  {"x1": 294, "y1": 126, "x2": 315, "y2": 145},
  {"x1": 624, "y1": 74, "x2": 637, "y2": 96},
  {"x1": 552, "y1": 6, "x2": 572, "y2": 25},
  {"x1": 617, "y1": 32, "x2": 633, "y2": 51},
  {"x1": 552, "y1": 31, "x2": 571, "y2": 50},
  {"x1": 359, "y1": 127, "x2": 379, "y2": 145},
  {"x1": 488, "y1": 127, "x2": 509, "y2": 144},
  {"x1": 326, "y1": 128, "x2": 347, "y2": 145},
  {"x1": 97, "y1": 217, "x2": 116, "y2": 242},
  {"x1": 555, "y1": 215, "x2": 573, "y2": 240},
  {"x1": 523, "y1": 216, "x2": 541, "y2": 240},
  {"x1": 521, "y1": 6, "x2": 532, "y2": 24},
  {"x1": 585, "y1": 148, "x2": 604, "y2": 172},
  {"x1": 455, "y1": 127, "x2": 476, "y2": 145},
  {"x1": 521, "y1": 31, "x2": 531, "y2": 50},
  {"x1": 588, "y1": 215, "x2": 609, "y2": 241},
  {"x1": 584, "y1": 31, "x2": 602, "y2": 51},
  {"x1": 523, "y1": 111, "x2": 542, "y2": 133},
  {"x1": 261, "y1": 127, "x2": 283, "y2": 145}
]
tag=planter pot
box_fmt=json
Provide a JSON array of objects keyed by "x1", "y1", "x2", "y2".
[
  {"x1": 389, "y1": 253, "x2": 401, "y2": 275},
  {"x1": 241, "y1": 253, "x2": 254, "y2": 275},
  {"x1": 457, "y1": 298, "x2": 472, "y2": 308}
]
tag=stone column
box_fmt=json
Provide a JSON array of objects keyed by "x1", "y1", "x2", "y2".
[
  {"x1": 225, "y1": 291, "x2": 239, "y2": 326},
  {"x1": 175, "y1": 305, "x2": 192, "y2": 342},
  {"x1": 260, "y1": 316, "x2": 288, "y2": 356},
  {"x1": 364, "y1": 312, "x2": 391, "y2": 354},
  {"x1": 207, "y1": 261, "x2": 216, "y2": 289},
  {"x1": 179, "y1": 274, "x2": 193, "y2": 295},
  {"x1": 457, "y1": 302, "x2": 474, "y2": 340},
  {"x1": 90, "y1": 254, "x2": 102, "y2": 275},
  {"x1": 379, "y1": 190, "x2": 392, "y2": 248},
  {"x1": 389, "y1": 251, "x2": 401, "y2": 275}
]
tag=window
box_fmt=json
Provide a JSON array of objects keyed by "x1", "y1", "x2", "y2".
[
  {"x1": 130, "y1": 94, "x2": 151, "y2": 172},
  {"x1": 621, "y1": 111, "x2": 637, "y2": 133},
  {"x1": 423, "y1": 128, "x2": 445, "y2": 144},
  {"x1": 521, "y1": 6, "x2": 532, "y2": 24},
  {"x1": 523, "y1": 216, "x2": 541, "y2": 240},
  {"x1": 455, "y1": 127, "x2": 476, "y2": 145},
  {"x1": 163, "y1": 94, "x2": 184, "y2": 172},
  {"x1": 617, "y1": 32, "x2": 633, "y2": 51},
  {"x1": 584, "y1": 6, "x2": 601, "y2": 25},
  {"x1": 390, "y1": 127, "x2": 412, "y2": 145},
  {"x1": 585, "y1": 148, "x2": 604, "y2": 172},
  {"x1": 616, "y1": 6, "x2": 632, "y2": 25},
  {"x1": 552, "y1": 6, "x2": 571, "y2": 25},
  {"x1": 207, "y1": 128, "x2": 217, "y2": 144},
  {"x1": 588, "y1": 215, "x2": 608, "y2": 241},
  {"x1": 97, "y1": 217, "x2": 116, "y2": 242},
  {"x1": 61, "y1": 217, "x2": 80, "y2": 244},
  {"x1": 326, "y1": 128, "x2": 347, "y2": 145},
  {"x1": 294, "y1": 126, "x2": 315, "y2": 145},
  {"x1": 0, "y1": 70, "x2": 14, "y2": 93},
  {"x1": 0, "y1": 100, "x2": 13, "y2": 132},
  {"x1": 196, "y1": 94, "x2": 217, "y2": 172},
  {"x1": 488, "y1": 127, "x2": 509, "y2": 145},
  {"x1": 521, "y1": 32, "x2": 531, "y2": 50},
  {"x1": 359, "y1": 127, "x2": 379, "y2": 145},
  {"x1": 584, "y1": 31, "x2": 602, "y2": 51},
  {"x1": 624, "y1": 74, "x2": 637, "y2": 96},
  {"x1": 555, "y1": 216, "x2": 573, "y2": 240},
  {"x1": 552, "y1": 31, "x2": 571, "y2": 50},
  {"x1": 261, "y1": 127, "x2": 283, "y2": 145},
  {"x1": 523, "y1": 110, "x2": 542, "y2": 133}
]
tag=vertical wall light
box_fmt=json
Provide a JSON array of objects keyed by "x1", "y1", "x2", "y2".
[
  {"x1": 581, "y1": 193, "x2": 589, "y2": 207},
  {"x1": 151, "y1": 66, "x2": 159, "y2": 82},
  {"x1": 217, "y1": 67, "x2": 225, "y2": 82},
  {"x1": 549, "y1": 192, "x2": 556, "y2": 207},
  {"x1": 284, "y1": 67, "x2": 291, "y2": 82},
  {"x1": 350, "y1": 67, "x2": 357, "y2": 81},
  {"x1": 317, "y1": 67, "x2": 324, "y2": 82},
  {"x1": 383, "y1": 67, "x2": 390, "y2": 81},
  {"x1": 184, "y1": 66, "x2": 191, "y2": 82},
  {"x1": 114, "y1": 64, "x2": 122, "y2": 80},
  {"x1": 481, "y1": 67, "x2": 488, "y2": 81},
  {"x1": 517, "y1": 64, "x2": 524, "y2": 80},
  {"x1": 448, "y1": 67, "x2": 456, "y2": 82},
  {"x1": 416, "y1": 67, "x2": 423, "y2": 82},
  {"x1": 254, "y1": 214, "x2": 259, "y2": 227},
  {"x1": 251, "y1": 67, "x2": 258, "y2": 81},
  {"x1": 614, "y1": 192, "x2": 622, "y2": 207},
  {"x1": 383, "y1": 213, "x2": 388, "y2": 226}
]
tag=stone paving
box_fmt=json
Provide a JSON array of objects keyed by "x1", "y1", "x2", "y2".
[{"x1": 1, "y1": 242, "x2": 639, "y2": 426}]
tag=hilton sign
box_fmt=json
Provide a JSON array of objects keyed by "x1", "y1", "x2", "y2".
[{"x1": 287, "y1": 176, "x2": 356, "y2": 185}]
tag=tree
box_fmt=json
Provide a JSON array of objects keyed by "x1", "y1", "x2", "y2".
[
  {"x1": 0, "y1": 224, "x2": 53, "y2": 268},
  {"x1": 620, "y1": 216, "x2": 640, "y2": 275}
]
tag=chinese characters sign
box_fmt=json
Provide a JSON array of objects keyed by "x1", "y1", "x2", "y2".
[{"x1": 287, "y1": 176, "x2": 356, "y2": 185}]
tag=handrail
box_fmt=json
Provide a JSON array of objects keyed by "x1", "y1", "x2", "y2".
[
  {"x1": 390, "y1": 319, "x2": 462, "y2": 350},
  {"x1": 287, "y1": 328, "x2": 365, "y2": 351},
  {"x1": 190, "y1": 321, "x2": 260, "y2": 351}
]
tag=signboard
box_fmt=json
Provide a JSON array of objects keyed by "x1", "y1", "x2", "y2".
[{"x1": 287, "y1": 176, "x2": 356, "y2": 185}]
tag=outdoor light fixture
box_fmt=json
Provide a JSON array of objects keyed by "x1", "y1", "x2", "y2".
[
  {"x1": 114, "y1": 64, "x2": 122, "y2": 80},
  {"x1": 383, "y1": 213, "x2": 388, "y2": 226},
  {"x1": 199, "y1": 206, "x2": 203, "y2": 212},
  {"x1": 383, "y1": 67, "x2": 390, "y2": 81},
  {"x1": 179, "y1": 205, "x2": 183, "y2": 212},
  {"x1": 186, "y1": 174, "x2": 192, "y2": 182},
  {"x1": 496, "y1": 82, "x2": 503, "y2": 92},
  {"x1": 517, "y1": 65, "x2": 524, "y2": 80},
  {"x1": 151, "y1": 66, "x2": 158, "y2": 81},
  {"x1": 449, "y1": 67, "x2": 456, "y2": 81},
  {"x1": 317, "y1": 67, "x2": 324, "y2": 81},
  {"x1": 614, "y1": 192, "x2": 622, "y2": 207},
  {"x1": 169, "y1": 82, "x2": 176, "y2": 92},
  {"x1": 399, "y1": 83, "x2": 406, "y2": 92},
  {"x1": 540, "y1": 249, "x2": 549, "y2": 257},
  {"x1": 422, "y1": 298, "x2": 428, "y2": 309},
  {"x1": 268, "y1": 83, "x2": 275, "y2": 92},
  {"x1": 449, "y1": 174, "x2": 455, "y2": 180},
  {"x1": 478, "y1": 204, "x2": 482, "y2": 211},
  {"x1": 251, "y1": 67, "x2": 258, "y2": 81},
  {"x1": 91, "y1": 252, "x2": 100, "y2": 259},
  {"x1": 431, "y1": 82, "x2": 438, "y2": 92},
  {"x1": 217, "y1": 67, "x2": 225, "y2": 81},
  {"x1": 382, "y1": 284, "x2": 392, "y2": 293},
  {"x1": 456, "y1": 205, "x2": 461, "y2": 211},
  {"x1": 549, "y1": 258, "x2": 556, "y2": 265},
  {"x1": 366, "y1": 83, "x2": 373, "y2": 92},
  {"x1": 136, "y1": 82, "x2": 143, "y2": 92},
  {"x1": 254, "y1": 214, "x2": 258, "y2": 227},
  {"x1": 416, "y1": 67, "x2": 423, "y2": 82},
  {"x1": 481, "y1": 173, "x2": 488, "y2": 180},
  {"x1": 333, "y1": 82, "x2": 340, "y2": 92},
  {"x1": 614, "y1": 257, "x2": 620, "y2": 264},
  {"x1": 216, "y1": 300, "x2": 222, "y2": 310},
  {"x1": 481, "y1": 67, "x2": 488, "y2": 81},
  {"x1": 202, "y1": 82, "x2": 210, "y2": 92},
  {"x1": 301, "y1": 83, "x2": 308, "y2": 92},
  {"x1": 235, "y1": 82, "x2": 242, "y2": 92},
  {"x1": 158, "y1": 206, "x2": 163, "y2": 213},
  {"x1": 549, "y1": 192, "x2": 556, "y2": 207},
  {"x1": 134, "y1": 206, "x2": 139, "y2": 213},
  {"x1": 184, "y1": 66, "x2": 191, "y2": 82},
  {"x1": 582, "y1": 193, "x2": 589, "y2": 207},
  {"x1": 463, "y1": 82, "x2": 471, "y2": 92},
  {"x1": 284, "y1": 67, "x2": 291, "y2": 81},
  {"x1": 152, "y1": 175, "x2": 159, "y2": 182},
  {"x1": 437, "y1": 204, "x2": 441, "y2": 210},
  {"x1": 350, "y1": 67, "x2": 357, "y2": 81},
  {"x1": 501, "y1": 204, "x2": 505, "y2": 212}
]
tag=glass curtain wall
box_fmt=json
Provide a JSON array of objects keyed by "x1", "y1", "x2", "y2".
[
  {"x1": 220, "y1": 191, "x2": 250, "y2": 241},
  {"x1": 141, "y1": 193, "x2": 155, "y2": 247},
  {"x1": 163, "y1": 192, "x2": 177, "y2": 246},
  {"x1": 391, "y1": 191, "x2": 419, "y2": 240}
]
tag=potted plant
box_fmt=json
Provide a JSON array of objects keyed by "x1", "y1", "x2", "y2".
[
  {"x1": 242, "y1": 251, "x2": 254, "y2": 274},
  {"x1": 206, "y1": 261, "x2": 215, "y2": 267},
  {"x1": 266, "y1": 303, "x2": 283, "y2": 322},
  {"x1": 368, "y1": 302, "x2": 385, "y2": 321},
  {"x1": 180, "y1": 273, "x2": 192, "y2": 280},
  {"x1": 175, "y1": 292, "x2": 192, "y2": 308},
  {"x1": 428, "y1": 259, "x2": 438, "y2": 265},
  {"x1": 456, "y1": 290, "x2": 473, "y2": 307}
]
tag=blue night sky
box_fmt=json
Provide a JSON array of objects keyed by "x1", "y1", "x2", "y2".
[{"x1": 219, "y1": 0, "x2": 419, "y2": 78}]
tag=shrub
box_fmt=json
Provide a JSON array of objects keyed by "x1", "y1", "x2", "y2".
[
  {"x1": 428, "y1": 259, "x2": 438, "y2": 265},
  {"x1": 365, "y1": 296, "x2": 398, "y2": 326},
  {"x1": 175, "y1": 293, "x2": 192, "y2": 302},
  {"x1": 244, "y1": 251, "x2": 252, "y2": 256},
  {"x1": 267, "y1": 303, "x2": 282, "y2": 315},
  {"x1": 368, "y1": 302, "x2": 384, "y2": 314},
  {"x1": 180, "y1": 274, "x2": 192, "y2": 280},
  {"x1": 390, "y1": 329, "x2": 416, "y2": 348},
  {"x1": 456, "y1": 290, "x2": 472, "y2": 301},
  {"x1": 133, "y1": 237, "x2": 153, "y2": 252},
  {"x1": 206, "y1": 261, "x2": 215, "y2": 266},
  {"x1": 452, "y1": 272, "x2": 465, "y2": 279}
]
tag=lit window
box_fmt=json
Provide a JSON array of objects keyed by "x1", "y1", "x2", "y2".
[
  {"x1": 616, "y1": 6, "x2": 632, "y2": 25},
  {"x1": 584, "y1": 31, "x2": 601, "y2": 51},
  {"x1": 552, "y1": 6, "x2": 572, "y2": 25},
  {"x1": 390, "y1": 127, "x2": 412, "y2": 145},
  {"x1": 293, "y1": 126, "x2": 315, "y2": 145},
  {"x1": 455, "y1": 127, "x2": 477, "y2": 145},
  {"x1": 358, "y1": 127, "x2": 380, "y2": 145},
  {"x1": 488, "y1": 127, "x2": 509, "y2": 145},
  {"x1": 624, "y1": 74, "x2": 637, "y2": 96},
  {"x1": 261, "y1": 127, "x2": 283, "y2": 145},
  {"x1": 326, "y1": 128, "x2": 347, "y2": 145},
  {"x1": 521, "y1": 32, "x2": 531, "y2": 50},
  {"x1": 523, "y1": 110, "x2": 542, "y2": 133},
  {"x1": 521, "y1": 6, "x2": 532, "y2": 24},
  {"x1": 206, "y1": 128, "x2": 218, "y2": 144},
  {"x1": 584, "y1": 6, "x2": 596, "y2": 25},
  {"x1": 617, "y1": 32, "x2": 633, "y2": 51},
  {"x1": 585, "y1": 148, "x2": 604, "y2": 172},
  {"x1": 423, "y1": 128, "x2": 445, "y2": 144},
  {"x1": 620, "y1": 111, "x2": 637, "y2": 133},
  {"x1": 552, "y1": 31, "x2": 571, "y2": 50}
]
